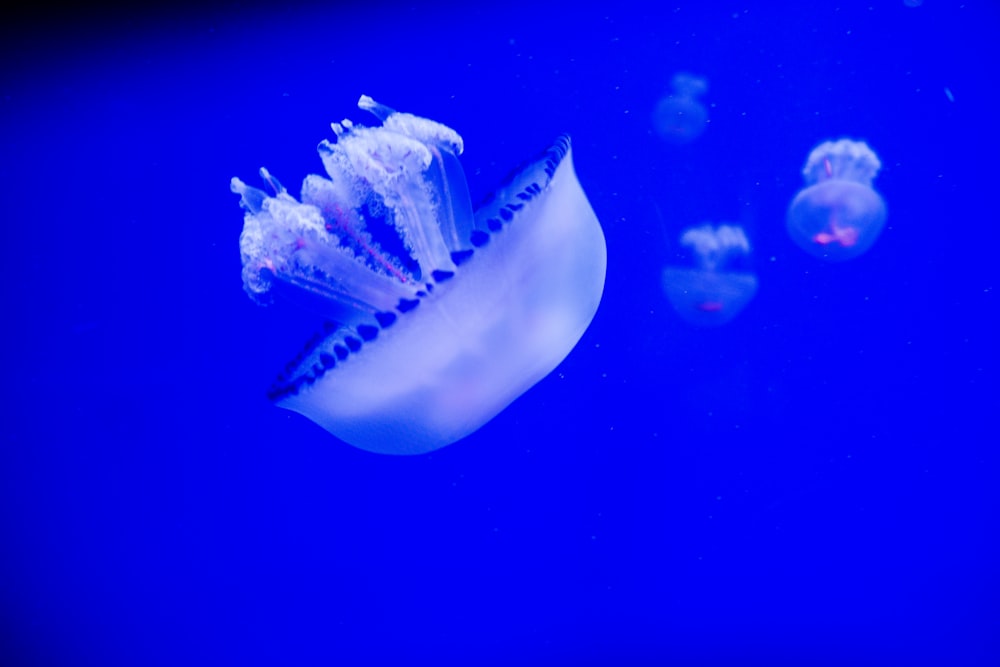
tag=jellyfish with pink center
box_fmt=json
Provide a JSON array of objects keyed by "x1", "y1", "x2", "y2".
[
  {"x1": 662, "y1": 224, "x2": 757, "y2": 327},
  {"x1": 786, "y1": 139, "x2": 887, "y2": 261}
]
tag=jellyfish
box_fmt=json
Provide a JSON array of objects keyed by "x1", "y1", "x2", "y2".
[
  {"x1": 661, "y1": 224, "x2": 757, "y2": 327},
  {"x1": 786, "y1": 139, "x2": 887, "y2": 261},
  {"x1": 231, "y1": 95, "x2": 607, "y2": 455},
  {"x1": 652, "y1": 72, "x2": 709, "y2": 144}
]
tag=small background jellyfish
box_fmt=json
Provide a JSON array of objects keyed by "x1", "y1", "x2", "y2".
[
  {"x1": 652, "y1": 72, "x2": 709, "y2": 144},
  {"x1": 786, "y1": 138, "x2": 887, "y2": 261},
  {"x1": 662, "y1": 224, "x2": 758, "y2": 327}
]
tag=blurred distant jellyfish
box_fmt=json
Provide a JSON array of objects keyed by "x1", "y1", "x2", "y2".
[
  {"x1": 662, "y1": 224, "x2": 757, "y2": 327},
  {"x1": 786, "y1": 139, "x2": 887, "y2": 261},
  {"x1": 652, "y1": 72, "x2": 709, "y2": 144},
  {"x1": 232, "y1": 95, "x2": 607, "y2": 455}
]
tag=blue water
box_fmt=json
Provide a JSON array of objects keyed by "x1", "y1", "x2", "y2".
[{"x1": 2, "y1": 1, "x2": 997, "y2": 664}]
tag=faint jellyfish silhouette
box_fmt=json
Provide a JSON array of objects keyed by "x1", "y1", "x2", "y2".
[
  {"x1": 786, "y1": 139, "x2": 887, "y2": 261},
  {"x1": 652, "y1": 72, "x2": 709, "y2": 144},
  {"x1": 662, "y1": 224, "x2": 758, "y2": 327}
]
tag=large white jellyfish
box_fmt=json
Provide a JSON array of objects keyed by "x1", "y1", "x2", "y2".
[
  {"x1": 652, "y1": 72, "x2": 709, "y2": 145},
  {"x1": 786, "y1": 138, "x2": 887, "y2": 261},
  {"x1": 232, "y1": 96, "x2": 607, "y2": 455},
  {"x1": 662, "y1": 224, "x2": 757, "y2": 327}
]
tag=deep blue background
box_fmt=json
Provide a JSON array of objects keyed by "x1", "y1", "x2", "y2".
[{"x1": 2, "y1": 1, "x2": 997, "y2": 665}]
